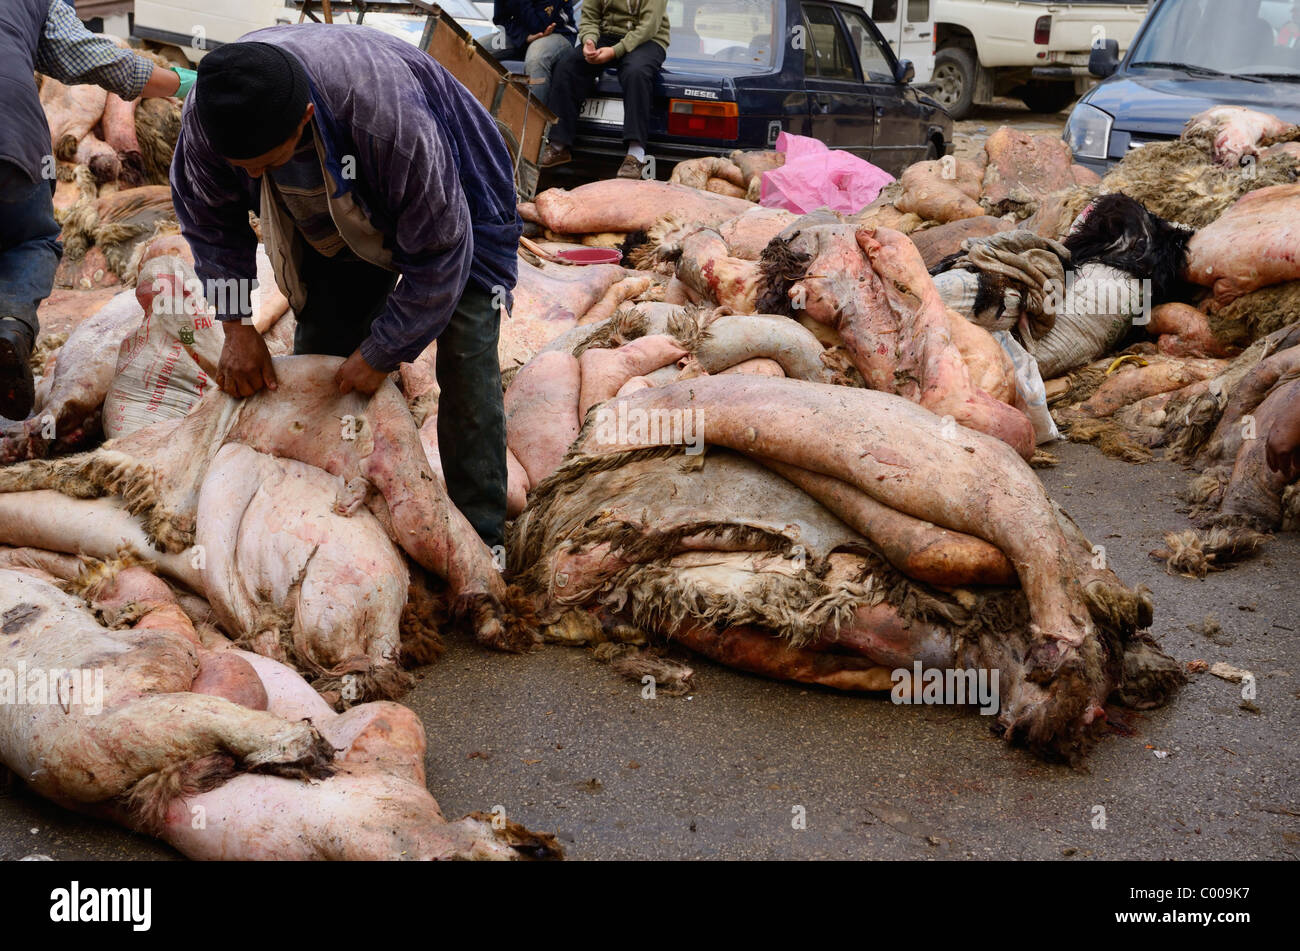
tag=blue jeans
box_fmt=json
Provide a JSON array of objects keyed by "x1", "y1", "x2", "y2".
[
  {"x1": 0, "y1": 166, "x2": 61, "y2": 345},
  {"x1": 488, "y1": 31, "x2": 574, "y2": 106}
]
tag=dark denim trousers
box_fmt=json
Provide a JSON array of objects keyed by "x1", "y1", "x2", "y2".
[
  {"x1": 293, "y1": 245, "x2": 508, "y2": 549},
  {"x1": 0, "y1": 165, "x2": 62, "y2": 344},
  {"x1": 547, "y1": 33, "x2": 666, "y2": 147}
]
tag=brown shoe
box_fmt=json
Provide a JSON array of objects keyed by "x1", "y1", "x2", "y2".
[
  {"x1": 538, "y1": 143, "x2": 571, "y2": 168},
  {"x1": 617, "y1": 154, "x2": 650, "y2": 180}
]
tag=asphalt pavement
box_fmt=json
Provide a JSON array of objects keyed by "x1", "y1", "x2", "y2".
[
  {"x1": 3, "y1": 100, "x2": 1293, "y2": 862},
  {"x1": 3, "y1": 438, "x2": 1296, "y2": 861}
]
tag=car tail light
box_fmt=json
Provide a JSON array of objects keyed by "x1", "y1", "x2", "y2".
[
  {"x1": 1034, "y1": 15, "x2": 1052, "y2": 44},
  {"x1": 668, "y1": 100, "x2": 739, "y2": 140}
]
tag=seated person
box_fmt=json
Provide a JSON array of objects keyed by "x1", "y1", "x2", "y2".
[
  {"x1": 538, "y1": 0, "x2": 671, "y2": 179},
  {"x1": 1279, "y1": 2, "x2": 1300, "y2": 46},
  {"x1": 487, "y1": 0, "x2": 577, "y2": 104}
]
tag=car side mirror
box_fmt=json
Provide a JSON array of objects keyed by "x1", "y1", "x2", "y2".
[
  {"x1": 1089, "y1": 39, "x2": 1120, "y2": 78},
  {"x1": 895, "y1": 58, "x2": 915, "y2": 83}
]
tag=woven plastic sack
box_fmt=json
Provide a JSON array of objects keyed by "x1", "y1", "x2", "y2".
[
  {"x1": 1028, "y1": 262, "x2": 1143, "y2": 379},
  {"x1": 102, "y1": 256, "x2": 221, "y2": 439}
]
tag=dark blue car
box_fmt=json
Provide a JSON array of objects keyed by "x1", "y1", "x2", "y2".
[
  {"x1": 1065, "y1": 0, "x2": 1300, "y2": 175},
  {"x1": 529, "y1": 0, "x2": 951, "y2": 180}
]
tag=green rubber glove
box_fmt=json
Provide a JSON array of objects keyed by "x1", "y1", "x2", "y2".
[{"x1": 171, "y1": 65, "x2": 197, "y2": 100}]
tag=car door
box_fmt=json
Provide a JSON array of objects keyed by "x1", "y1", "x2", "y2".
[
  {"x1": 838, "y1": 4, "x2": 928, "y2": 175},
  {"x1": 898, "y1": 0, "x2": 935, "y2": 82},
  {"x1": 802, "y1": 2, "x2": 874, "y2": 155},
  {"x1": 867, "y1": 0, "x2": 903, "y2": 56}
]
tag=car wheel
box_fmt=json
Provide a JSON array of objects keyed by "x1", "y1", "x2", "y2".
[
  {"x1": 933, "y1": 47, "x2": 976, "y2": 120},
  {"x1": 1020, "y1": 83, "x2": 1077, "y2": 115}
]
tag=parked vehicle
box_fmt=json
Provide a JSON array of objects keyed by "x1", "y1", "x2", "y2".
[
  {"x1": 856, "y1": 0, "x2": 936, "y2": 85},
  {"x1": 1065, "y1": 0, "x2": 1300, "y2": 175},
  {"x1": 928, "y1": 0, "x2": 1149, "y2": 119},
  {"x1": 132, "y1": 0, "x2": 296, "y2": 58},
  {"x1": 556, "y1": 0, "x2": 952, "y2": 180},
  {"x1": 131, "y1": 0, "x2": 495, "y2": 62}
]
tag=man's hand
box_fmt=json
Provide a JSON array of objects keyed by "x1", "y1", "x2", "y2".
[
  {"x1": 584, "y1": 42, "x2": 616, "y2": 64},
  {"x1": 527, "y1": 23, "x2": 557, "y2": 43},
  {"x1": 583, "y1": 38, "x2": 615, "y2": 64},
  {"x1": 216, "y1": 322, "x2": 277, "y2": 398},
  {"x1": 335, "y1": 349, "x2": 389, "y2": 396},
  {"x1": 1266, "y1": 402, "x2": 1300, "y2": 482},
  {"x1": 140, "y1": 63, "x2": 181, "y2": 99}
]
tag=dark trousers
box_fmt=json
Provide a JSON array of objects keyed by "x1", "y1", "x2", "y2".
[
  {"x1": 294, "y1": 245, "x2": 508, "y2": 549},
  {"x1": 547, "y1": 34, "x2": 665, "y2": 147},
  {"x1": 0, "y1": 166, "x2": 62, "y2": 346}
]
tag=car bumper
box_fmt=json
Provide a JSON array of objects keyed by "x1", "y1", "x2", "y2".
[
  {"x1": 1074, "y1": 154, "x2": 1114, "y2": 177},
  {"x1": 571, "y1": 128, "x2": 743, "y2": 165},
  {"x1": 1031, "y1": 66, "x2": 1089, "y2": 81}
]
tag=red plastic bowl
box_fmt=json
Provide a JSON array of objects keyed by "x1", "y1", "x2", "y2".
[{"x1": 554, "y1": 247, "x2": 622, "y2": 265}]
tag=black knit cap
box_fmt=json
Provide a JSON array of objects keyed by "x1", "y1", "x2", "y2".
[{"x1": 194, "y1": 42, "x2": 311, "y2": 160}]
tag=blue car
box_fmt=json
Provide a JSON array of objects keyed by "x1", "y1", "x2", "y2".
[
  {"x1": 526, "y1": 0, "x2": 951, "y2": 180},
  {"x1": 1065, "y1": 0, "x2": 1300, "y2": 176}
]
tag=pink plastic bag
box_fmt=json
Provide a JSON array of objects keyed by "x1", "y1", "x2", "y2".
[{"x1": 760, "y1": 132, "x2": 895, "y2": 215}]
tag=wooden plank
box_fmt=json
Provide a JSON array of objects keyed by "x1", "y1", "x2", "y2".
[
  {"x1": 298, "y1": 0, "x2": 337, "y2": 23},
  {"x1": 416, "y1": 11, "x2": 554, "y2": 162}
]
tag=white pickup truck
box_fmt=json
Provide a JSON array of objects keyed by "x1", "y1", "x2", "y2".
[
  {"x1": 129, "y1": 0, "x2": 495, "y2": 61},
  {"x1": 131, "y1": 0, "x2": 297, "y2": 59},
  {"x1": 920, "y1": 0, "x2": 1149, "y2": 118}
]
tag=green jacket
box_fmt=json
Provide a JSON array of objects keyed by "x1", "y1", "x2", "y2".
[{"x1": 578, "y1": 0, "x2": 670, "y2": 57}]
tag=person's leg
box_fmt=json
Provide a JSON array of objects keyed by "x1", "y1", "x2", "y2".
[
  {"x1": 0, "y1": 165, "x2": 62, "y2": 419},
  {"x1": 544, "y1": 44, "x2": 602, "y2": 147},
  {"x1": 485, "y1": 35, "x2": 528, "y2": 62},
  {"x1": 523, "y1": 32, "x2": 573, "y2": 105},
  {"x1": 292, "y1": 244, "x2": 398, "y2": 359},
  {"x1": 616, "y1": 40, "x2": 667, "y2": 154},
  {"x1": 434, "y1": 281, "x2": 507, "y2": 550}
]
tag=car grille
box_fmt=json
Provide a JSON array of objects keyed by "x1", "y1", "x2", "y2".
[{"x1": 1126, "y1": 133, "x2": 1177, "y2": 151}]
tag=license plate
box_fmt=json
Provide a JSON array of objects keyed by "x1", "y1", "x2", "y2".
[{"x1": 579, "y1": 98, "x2": 625, "y2": 126}]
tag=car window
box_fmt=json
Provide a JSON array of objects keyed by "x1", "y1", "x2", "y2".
[
  {"x1": 1128, "y1": 0, "x2": 1300, "y2": 74},
  {"x1": 872, "y1": 0, "x2": 898, "y2": 21},
  {"x1": 803, "y1": 3, "x2": 859, "y2": 81},
  {"x1": 802, "y1": 12, "x2": 821, "y2": 77},
  {"x1": 840, "y1": 7, "x2": 895, "y2": 81},
  {"x1": 664, "y1": 0, "x2": 776, "y2": 69},
  {"x1": 907, "y1": 0, "x2": 929, "y2": 22}
]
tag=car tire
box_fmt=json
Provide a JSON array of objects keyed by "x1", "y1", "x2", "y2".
[
  {"x1": 933, "y1": 47, "x2": 976, "y2": 120},
  {"x1": 1020, "y1": 83, "x2": 1076, "y2": 115}
]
